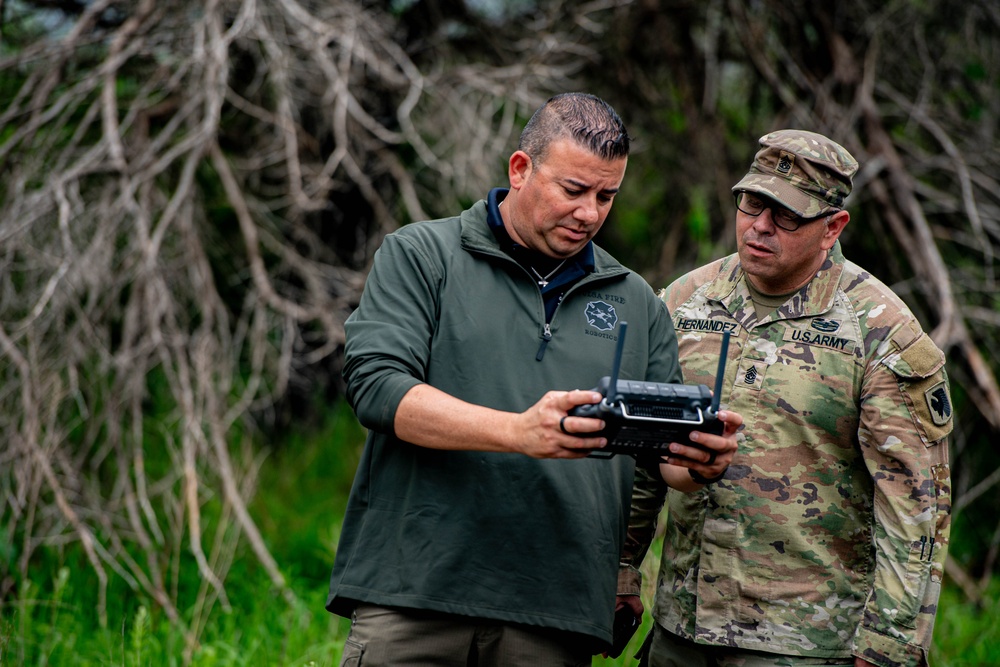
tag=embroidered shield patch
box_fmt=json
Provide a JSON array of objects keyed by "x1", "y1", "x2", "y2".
[
  {"x1": 584, "y1": 301, "x2": 618, "y2": 331},
  {"x1": 925, "y1": 380, "x2": 952, "y2": 427}
]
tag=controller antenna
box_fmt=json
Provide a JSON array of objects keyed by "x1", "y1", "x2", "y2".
[
  {"x1": 605, "y1": 321, "x2": 628, "y2": 407},
  {"x1": 708, "y1": 330, "x2": 731, "y2": 417}
]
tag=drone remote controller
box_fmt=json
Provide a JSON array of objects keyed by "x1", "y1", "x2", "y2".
[{"x1": 569, "y1": 321, "x2": 731, "y2": 461}]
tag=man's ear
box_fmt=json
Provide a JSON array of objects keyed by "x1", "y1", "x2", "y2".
[
  {"x1": 821, "y1": 210, "x2": 850, "y2": 250},
  {"x1": 508, "y1": 150, "x2": 532, "y2": 189}
]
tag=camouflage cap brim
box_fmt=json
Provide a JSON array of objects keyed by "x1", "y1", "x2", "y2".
[
  {"x1": 731, "y1": 173, "x2": 834, "y2": 219},
  {"x1": 732, "y1": 130, "x2": 859, "y2": 219}
]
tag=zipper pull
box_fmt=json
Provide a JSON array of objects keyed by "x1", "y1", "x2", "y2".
[{"x1": 536, "y1": 324, "x2": 552, "y2": 361}]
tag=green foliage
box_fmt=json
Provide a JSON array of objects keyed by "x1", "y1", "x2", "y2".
[
  {"x1": 130, "y1": 605, "x2": 150, "y2": 666},
  {"x1": 0, "y1": 563, "x2": 348, "y2": 665},
  {"x1": 3, "y1": 568, "x2": 80, "y2": 666},
  {"x1": 592, "y1": 511, "x2": 665, "y2": 667},
  {"x1": 0, "y1": 402, "x2": 995, "y2": 665},
  {"x1": 717, "y1": 65, "x2": 753, "y2": 137},
  {"x1": 613, "y1": 205, "x2": 654, "y2": 249},
  {"x1": 250, "y1": 399, "x2": 365, "y2": 584},
  {"x1": 932, "y1": 578, "x2": 1000, "y2": 666},
  {"x1": 683, "y1": 186, "x2": 722, "y2": 266},
  {"x1": 0, "y1": 3, "x2": 55, "y2": 54},
  {"x1": 0, "y1": 399, "x2": 363, "y2": 666}
]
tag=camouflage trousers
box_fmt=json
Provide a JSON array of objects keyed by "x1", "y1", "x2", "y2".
[{"x1": 638, "y1": 623, "x2": 854, "y2": 667}]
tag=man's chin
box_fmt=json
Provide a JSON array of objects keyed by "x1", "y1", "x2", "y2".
[{"x1": 554, "y1": 235, "x2": 592, "y2": 256}]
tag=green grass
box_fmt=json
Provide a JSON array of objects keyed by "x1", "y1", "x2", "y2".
[
  {"x1": 932, "y1": 579, "x2": 1000, "y2": 667},
  {"x1": 5, "y1": 546, "x2": 997, "y2": 666},
  {"x1": 1, "y1": 572, "x2": 347, "y2": 666},
  {"x1": 2, "y1": 403, "x2": 997, "y2": 665}
]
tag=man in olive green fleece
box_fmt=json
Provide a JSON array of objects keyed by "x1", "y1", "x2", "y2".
[
  {"x1": 622, "y1": 130, "x2": 953, "y2": 667},
  {"x1": 326, "y1": 92, "x2": 743, "y2": 666}
]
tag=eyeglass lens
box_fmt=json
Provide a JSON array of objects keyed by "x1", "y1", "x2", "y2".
[{"x1": 736, "y1": 192, "x2": 806, "y2": 231}]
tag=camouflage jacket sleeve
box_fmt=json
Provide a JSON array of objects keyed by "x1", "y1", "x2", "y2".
[
  {"x1": 853, "y1": 321, "x2": 953, "y2": 667},
  {"x1": 619, "y1": 461, "x2": 669, "y2": 596},
  {"x1": 617, "y1": 278, "x2": 704, "y2": 597}
]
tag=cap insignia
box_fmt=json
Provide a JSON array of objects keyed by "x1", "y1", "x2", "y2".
[{"x1": 777, "y1": 151, "x2": 794, "y2": 174}]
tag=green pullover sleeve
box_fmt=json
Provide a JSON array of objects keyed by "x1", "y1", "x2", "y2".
[{"x1": 343, "y1": 232, "x2": 439, "y2": 434}]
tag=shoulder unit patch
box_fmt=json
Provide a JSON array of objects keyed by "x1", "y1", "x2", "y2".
[{"x1": 925, "y1": 381, "x2": 952, "y2": 427}]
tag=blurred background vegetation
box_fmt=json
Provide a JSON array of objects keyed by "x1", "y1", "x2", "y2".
[{"x1": 1, "y1": 0, "x2": 998, "y2": 664}]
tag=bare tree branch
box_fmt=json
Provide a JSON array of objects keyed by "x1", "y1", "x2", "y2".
[{"x1": 0, "y1": 0, "x2": 625, "y2": 649}]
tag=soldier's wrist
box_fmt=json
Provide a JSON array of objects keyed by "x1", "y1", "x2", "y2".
[{"x1": 689, "y1": 467, "x2": 727, "y2": 485}]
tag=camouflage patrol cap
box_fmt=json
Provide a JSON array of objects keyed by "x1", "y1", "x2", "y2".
[{"x1": 732, "y1": 130, "x2": 859, "y2": 218}]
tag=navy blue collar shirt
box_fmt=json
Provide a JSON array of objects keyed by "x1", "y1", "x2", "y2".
[{"x1": 486, "y1": 188, "x2": 594, "y2": 323}]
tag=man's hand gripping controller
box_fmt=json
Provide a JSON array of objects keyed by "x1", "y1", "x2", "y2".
[{"x1": 568, "y1": 322, "x2": 731, "y2": 461}]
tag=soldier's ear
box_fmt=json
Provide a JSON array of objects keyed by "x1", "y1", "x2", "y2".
[{"x1": 820, "y1": 210, "x2": 849, "y2": 250}]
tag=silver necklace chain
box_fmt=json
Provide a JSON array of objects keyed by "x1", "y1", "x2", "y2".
[
  {"x1": 529, "y1": 259, "x2": 567, "y2": 288},
  {"x1": 500, "y1": 199, "x2": 567, "y2": 288}
]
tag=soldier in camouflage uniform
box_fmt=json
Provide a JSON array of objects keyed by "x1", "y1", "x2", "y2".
[{"x1": 620, "y1": 130, "x2": 953, "y2": 667}]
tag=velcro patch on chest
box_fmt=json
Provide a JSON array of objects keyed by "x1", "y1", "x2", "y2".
[
  {"x1": 783, "y1": 328, "x2": 855, "y2": 353},
  {"x1": 737, "y1": 360, "x2": 765, "y2": 390},
  {"x1": 675, "y1": 318, "x2": 739, "y2": 335}
]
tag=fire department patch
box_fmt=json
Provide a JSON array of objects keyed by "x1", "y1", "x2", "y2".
[{"x1": 584, "y1": 301, "x2": 618, "y2": 331}]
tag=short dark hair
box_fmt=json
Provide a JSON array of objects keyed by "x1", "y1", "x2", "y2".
[{"x1": 518, "y1": 93, "x2": 630, "y2": 165}]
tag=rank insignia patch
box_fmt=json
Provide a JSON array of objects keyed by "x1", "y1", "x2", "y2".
[{"x1": 777, "y1": 151, "x2": 794, "y2": 174}]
